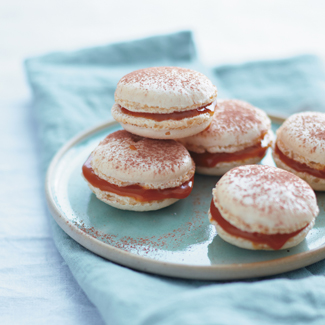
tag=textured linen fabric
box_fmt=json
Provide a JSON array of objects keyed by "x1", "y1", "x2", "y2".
[
  {"x1": 25, "y1": 31, "x2": 325, "y2": 325},
  {"x1": 213, "y1": 55, "x2": 325, "y2": 115}
]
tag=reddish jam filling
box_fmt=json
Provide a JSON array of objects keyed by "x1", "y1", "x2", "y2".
[
  {"x1": 120, "y1": 102, "x2": 215, "y2": 122},
  {"x1": 82, "y1": 156, "x2": 194, "y2": 202},
  {"x1": 210, "y1": 200, "x2": 307, "y2": 250},
  {"x1": 275, "y1": 144, "x2": 325, "y2": 179},
  {"x1": 190, "y1": 138, "x2": 269, "y2": 168}
]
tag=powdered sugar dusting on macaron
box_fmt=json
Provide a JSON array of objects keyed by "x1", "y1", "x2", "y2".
[{"x1": 213, "y1": 165, "x2": 319, "y2": 234}]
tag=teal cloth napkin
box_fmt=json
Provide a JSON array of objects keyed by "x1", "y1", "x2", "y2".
[{"x1": 25, "y1": 31, "x2": 325, "y2": 325}]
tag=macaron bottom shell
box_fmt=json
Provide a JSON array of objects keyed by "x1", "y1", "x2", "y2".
[
  {"x1": 88, "y1": 183, "x2": 179, "y2": 211},
  {"x1": 120, "y1": 119, "x2": 212, "y2": 140},
  {"x1": 112, "y1": 102, "x2": 215, "y2": 140}
]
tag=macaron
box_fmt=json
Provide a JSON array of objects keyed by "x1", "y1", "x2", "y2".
[
  {"x1": 179, "y1": 99, "x2": 273, "y2": 175},
  {"x1": 111, "y1": 67, "x2": 218, "y2": 139},
  {"x1": 82, "y1": 130, "x2": 195, "y2": 211},
  {"x1": 273, "y1": 111, "x2": 325, "y2": 191},
  {"x1": 209, "y1": 165, "x2": 319, "y2": 250}
]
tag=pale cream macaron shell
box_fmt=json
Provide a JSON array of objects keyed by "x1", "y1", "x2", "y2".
[
  {"x1": 115, "y1": 66, "x2": 218, "y2": 113},
  {"x1": 210, "y1": 165, "x2": 319, "y2": 250},
  {"x1": 85, "y1": 130, "x2": 195, "y2": 211},
  {"x1": 274, "y1": 111, "x2": 325, "y2": 191}
]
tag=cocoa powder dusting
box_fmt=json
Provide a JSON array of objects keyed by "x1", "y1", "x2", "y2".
[
  {"x1": 118, "y1": 67, "x2": 209, "y2": 94},
  {"x1": 282, "y1": 113, "x2": 325, "y2": 154},
  {"x1": 206, "y1": 100, "x2": 264, "y2": 136},
  {"x1": 94, "y1": 130, "x2": 191, "y2": 176},
  {"x1": 75, "y1": 211, "x2": 205, "y2": 256},
  {"x1": 227, "y1": 165, "x2": 316, "y2": 215}
]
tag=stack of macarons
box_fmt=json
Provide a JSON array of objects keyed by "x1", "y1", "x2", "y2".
[
  {"x1": 82, "y1": 66, "x2": 321, "y2": 251},
  {"x1": 83, "y1": 67, "x2": 217, "y2": 211}
]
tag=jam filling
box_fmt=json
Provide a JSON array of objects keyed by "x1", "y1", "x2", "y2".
[
  {"x1": 120, "y1": 102, "x2": 215, "y2": 122},
  {"x1": 275, "y1": 144, "x2": 325, "y2": 179},
  {"x1": 190, "y1": 136, "x2": 269, "y2": 168},
  {"x1": 82, "y1": 156, "x2": 194, "y2": 202},
  {"x1": 210, "y1": 200, "x2": 307, "y2": 250}
]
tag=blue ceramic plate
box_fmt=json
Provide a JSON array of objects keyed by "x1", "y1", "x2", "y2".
[{"x1": 46, "y1": 119, "x2": 325, "y2": 280}]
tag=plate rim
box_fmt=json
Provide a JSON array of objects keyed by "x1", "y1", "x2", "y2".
[{"x1": 45, "y1": 117, "x2": 325, "y2": 280}]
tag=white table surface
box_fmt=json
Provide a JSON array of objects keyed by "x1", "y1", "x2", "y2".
[{"x1": 1, "y1": 0, "x2": 325, "y2": 323}]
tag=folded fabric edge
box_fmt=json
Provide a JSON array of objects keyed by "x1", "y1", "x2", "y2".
[{"x1": 24, "y1": 30, "x2": 197, "y2": 70}]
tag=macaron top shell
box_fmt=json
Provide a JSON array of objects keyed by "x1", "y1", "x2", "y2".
[
  {"x1": 114, "y1": 67, "x2": 218, "y2": 113},
  {"x1": 180, "y1": 100, "x2": 271, "y2": 153},
  {"x1": 276, "y1": 112, "x2": 325, "y2": 166},
  {"x1": 213, "y1": 165, "x2": 319, "y2": 234},
  {"x1": 90, "y1": 130, "x2": 195, "y2": 189}
]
